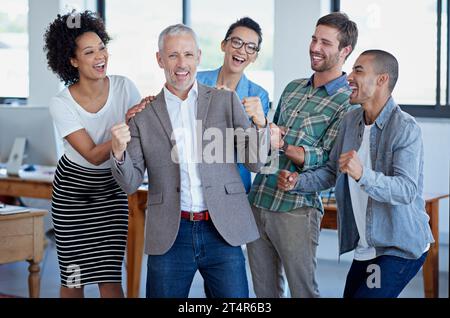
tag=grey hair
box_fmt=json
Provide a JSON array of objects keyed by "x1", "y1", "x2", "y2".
[{"x1": 158, "y1": 24, "x2": 199, "y2": 52}]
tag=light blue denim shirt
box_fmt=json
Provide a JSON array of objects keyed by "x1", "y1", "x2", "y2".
[
  {"x1": 293, "y1": 97, "x2": 434, "y2": 259},
  {"x1": 197, "y1": 67, "x2": 270, "y2": 193}
]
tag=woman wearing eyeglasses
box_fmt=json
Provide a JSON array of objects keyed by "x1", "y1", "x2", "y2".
[{"x1": 197, "y1": 17, "x2": 270, "y2": 194}]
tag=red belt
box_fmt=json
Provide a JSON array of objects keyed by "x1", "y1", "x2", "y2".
[{"x1": 181, "y1": 210, "x2": 210, "y2": 221}]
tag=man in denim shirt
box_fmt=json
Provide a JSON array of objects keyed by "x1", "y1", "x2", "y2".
[{"x1": 278, "y1": 50, "x2": 434, "y2": 298}]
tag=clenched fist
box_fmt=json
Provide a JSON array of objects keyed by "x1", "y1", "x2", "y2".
[
  {"x1": 242, "y1": 96, "x2": 267, "y2": 128},
  {"x1": 111, "y1": 123, "x2": 131, "y2": 161},
  {"x1": 339, "y1": 150, "x2": 363, "y2": 181},
  {"x1": 270, "y1": 123, "x2": 287, "y2": 150},
  {"x1": 277, "y1": 170, "x2": 299, "y2": 191}
]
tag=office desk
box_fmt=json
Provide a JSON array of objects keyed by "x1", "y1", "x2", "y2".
[
  {"x1": 0, "y1": 210, "x2": 47, "y2": 298},
  {"x1": 0, "y1": 175, "x2": 148, "y2": 298},
  {"x1": 0, "y1": 176, "x2": 446, "y2": 298}
]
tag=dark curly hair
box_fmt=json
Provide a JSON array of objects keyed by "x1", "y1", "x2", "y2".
[{"x1": 43, "y1": 10, "x2": 110, "y2": 86}]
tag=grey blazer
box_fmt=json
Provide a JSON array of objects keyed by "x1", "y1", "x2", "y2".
[{"x1": 111, "y1": 83, "x2": 269, "y2": 255}]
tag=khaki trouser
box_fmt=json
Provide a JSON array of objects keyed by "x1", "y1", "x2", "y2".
[{"x1": 247, "y1": 205, "x2": 322, "y2": 298}]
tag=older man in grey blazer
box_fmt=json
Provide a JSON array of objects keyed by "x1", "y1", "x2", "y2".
[{"x1": 110, "y1": 24, "x2": 269, "y2": 298}]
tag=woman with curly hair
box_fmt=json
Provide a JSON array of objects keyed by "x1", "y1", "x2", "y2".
[{"x1": 43, "y1": 10, "x2": 142, "y2": 298}]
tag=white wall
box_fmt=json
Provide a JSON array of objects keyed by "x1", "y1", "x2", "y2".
[
  {"x1": 273, "y1": 0, "x2": 331, "y2": 105},
  {"x1": 273, "y1": 0, "x2": 320, "y2": 105},
  {"x1": 28, "y1": 0, "x2": 61, "y2": 106}
]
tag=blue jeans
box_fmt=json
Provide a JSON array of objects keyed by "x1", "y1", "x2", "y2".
[
  {"x1": 146, "y1": 219, "x2": 249, "y2": 298},
  {"x1": 343, "y1": 251, "x2": 428, "y2": 298}
]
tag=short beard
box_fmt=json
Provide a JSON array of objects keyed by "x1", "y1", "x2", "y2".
[{"x1": 311, "y1": 53, "x2": 340, "y2": 72}]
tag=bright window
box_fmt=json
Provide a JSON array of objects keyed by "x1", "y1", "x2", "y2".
[
  {"x1": 0, "y1": 0, "x2": 28, "y2": 98},
  {"x1": 340, "y1": 0, "x2": 439, "y2": 105}
]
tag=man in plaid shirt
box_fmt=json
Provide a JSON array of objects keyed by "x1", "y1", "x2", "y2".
[{"x1": 247, "y1": 12, "x2": 358, "y2": 298}]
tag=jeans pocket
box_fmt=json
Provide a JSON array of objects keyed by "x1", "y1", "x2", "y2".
[
  {"x1": 385, "y1": 255, "x2": 410, "y2": 276},
  {"x1": 284, "y1": 210, "x2": 309, "y2": 218}
]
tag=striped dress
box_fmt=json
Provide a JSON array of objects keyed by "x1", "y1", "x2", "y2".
[{"x1": 51, "y1": 155, "x2": 128, "y2": 287}]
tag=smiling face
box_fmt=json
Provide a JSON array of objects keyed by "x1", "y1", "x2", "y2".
[
  {"x1": 157, "y1": 32, "x2": 201, "y2": 98},
  {"x1": 347, "y1": 54, "x2": 380, "y2": 105},
  {"x1": 70, "y1": 31, "x2": 108, "y2": 81},
  {"x1": 221, "y1": 26, "x2": 259, "y2": 75},
  {"x1": 309, "y1": 24, "x2": 349, "y2": 73}
]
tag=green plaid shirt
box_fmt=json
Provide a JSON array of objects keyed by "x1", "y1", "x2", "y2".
[{"x1": 249, "y1": 74, "x2": 355, "y2": 213}]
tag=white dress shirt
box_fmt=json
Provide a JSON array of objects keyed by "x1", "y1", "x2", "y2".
[{"x1": 163, "y1": 81, "x2": 207, "y2": 212}]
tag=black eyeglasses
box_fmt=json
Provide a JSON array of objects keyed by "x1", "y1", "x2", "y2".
[{"x1": 225, "y1": 36, "x2": 259, "y2": 55}]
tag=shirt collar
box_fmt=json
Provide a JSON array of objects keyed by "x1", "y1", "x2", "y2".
[
  {"x1": 163, "y1": 80, "x2": 198, "y2": 103},
  {"x1": 374, "y1": 96, "x2": 397, "y2": 129},
  {"x1": 210, "y1": 67, "x2": 221, "y2": 83},
  {"x1": 357, "y1": 96, "x2": 397, "y2": 130},
  {"x1": 235, "y1": 72, "x2": 249, "y2": 97},
  {"x1": 306, "y1": 72, "x2": 349, "y2": 96}
]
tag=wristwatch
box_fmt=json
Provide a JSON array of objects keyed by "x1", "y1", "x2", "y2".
[{"x1": 281, "y1": 141, "x2": 289, "y2": 152}]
